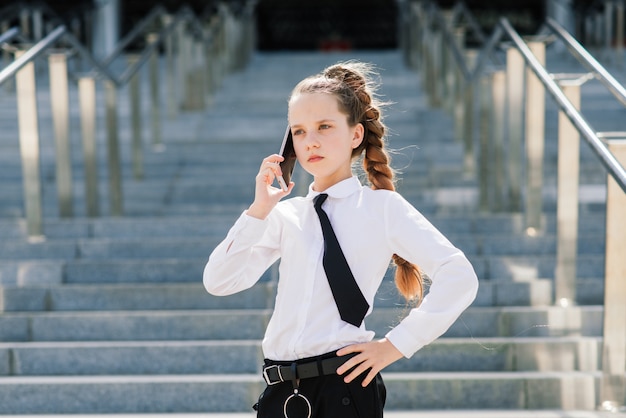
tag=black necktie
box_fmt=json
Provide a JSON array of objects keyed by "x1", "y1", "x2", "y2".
[{"x1": 313, "y1": 193, "x2": 369, "y2": 327}]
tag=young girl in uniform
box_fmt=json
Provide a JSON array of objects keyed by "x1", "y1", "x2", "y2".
[{"x1": 204, "y1": 61, "x2": 478, "y2": 418}]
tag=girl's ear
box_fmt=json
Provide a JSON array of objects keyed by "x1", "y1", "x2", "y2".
[{"x1": 351, "y1": 123, "x2": 365, "y2": 149}]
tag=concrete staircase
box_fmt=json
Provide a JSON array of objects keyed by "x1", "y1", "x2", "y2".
[{"x1": 0, "y1": 49, "x2": 619, "y2": 414}]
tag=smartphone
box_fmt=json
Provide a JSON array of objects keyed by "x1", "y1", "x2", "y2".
[{"x1": 277, "y1": 125, "x2": 296, "y2": 191}]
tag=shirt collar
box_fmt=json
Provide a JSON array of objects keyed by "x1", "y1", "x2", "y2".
[{"x1": 306, "y1": 176, "x2": 362, "y2": 200}]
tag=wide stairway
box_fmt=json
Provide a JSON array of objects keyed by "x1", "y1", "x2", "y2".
[{"x1": 0, "y1": 48, "x2": 616, "y2": 415}]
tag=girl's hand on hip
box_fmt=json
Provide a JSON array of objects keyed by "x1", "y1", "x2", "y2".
[
  {"x1": 247, "y1": 154, "x2": 293, "y2": 219},
  {"x1": 336, "y1": 338, "x2": 404, "y2": 387}
]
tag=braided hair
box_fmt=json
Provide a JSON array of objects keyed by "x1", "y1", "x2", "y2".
[{"x1": 290, "y1": 61, "x2": 424, "y2": 303}]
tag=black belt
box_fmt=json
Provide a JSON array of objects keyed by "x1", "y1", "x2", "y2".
[{"x1": 262, "y1": 354, "x2": 354, "y2": 386}]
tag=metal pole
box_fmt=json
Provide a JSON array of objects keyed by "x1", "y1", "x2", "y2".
[
  {"x1": 506, "y1": 47, "x2": 525, "y2": 211},
  {"x1": 616, "y1": 0, "x2": 624, "y2": 69},
  {"x1": 605, "y1": 0, "x2": 614, "y2": 63},
  {"x1": 462, "y1": 50, "x2": 477, "y2": 178},
  {"x1": 1, "y1": 21, "x2": 13, "y2": 92},
  {"x1": 491, "y1": 70, "x2": 506, "y2": 212},
  {"x1": 163, "y1": 15, "x2": 177, "y2": 118},
  {"x1": 104, "y1": 79, "x2": 123, "y2": 216},
  {"x1": 431, "y1": 30, "x2": 443, "y2": 107},
  {"x1": 128, "y1": 54, "x2": 144, "y2": 180},
  {"x1": 554, "y1": 80, "x2": 583, "y2": 307},
  {"x1": 478, "y1": 74, "x2": 491, "y2": 212},
  {"x1": 78, "y1": 76, "x2": 99, "y2": 217},
  {"x1": 524, "y1": 41, "x2": 546, "y2": 235},
  {"x1": 15, "y1": 49, "x2": 43, "y2": 239},
  {"x1": 599, "y1": 139, "x2": 626, "y2": 412},
  {"x1": 48, "y1": 53, "x2": 73, "y2": 217},
  {"x1": 147, "y1": 33, "x2": 164, "y2": 151},
  {"x1": 452, "y1": 28, "x2": 465, "y2": 140}
]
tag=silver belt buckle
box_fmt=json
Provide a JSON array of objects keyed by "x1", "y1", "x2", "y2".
[{"x1": 262, "y1": 364, "x2": 284, "y2": 385}]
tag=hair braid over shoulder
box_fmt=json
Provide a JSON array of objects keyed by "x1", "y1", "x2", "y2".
[{"x1": 321, "y1": 62, "x2": 424, "y2": 303}]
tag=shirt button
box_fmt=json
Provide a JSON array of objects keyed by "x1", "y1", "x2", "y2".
[{"x1": 342, "y1": 397, "x2": 351, "y2": 406}]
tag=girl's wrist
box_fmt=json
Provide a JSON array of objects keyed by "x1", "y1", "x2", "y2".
[{"x1": 247, "y1": 202, "x2": 272, "y2": 219}]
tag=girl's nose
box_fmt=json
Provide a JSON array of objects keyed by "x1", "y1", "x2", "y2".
[{"x1": 305, "y1": 133, "x2": 320, "y2": 149}]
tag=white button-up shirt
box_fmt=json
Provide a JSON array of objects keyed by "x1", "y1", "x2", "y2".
[{"x1": 204, "y1": 176, "x2": 478, "y2": 361}]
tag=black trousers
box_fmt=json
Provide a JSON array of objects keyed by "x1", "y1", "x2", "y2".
[{"x1": 255, "y1": 354, "x2": 386, "y2": 418}]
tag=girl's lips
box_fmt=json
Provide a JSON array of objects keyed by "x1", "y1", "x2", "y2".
[{"x1": 308, "y1": 155, "x2": 323, "y2": 162}]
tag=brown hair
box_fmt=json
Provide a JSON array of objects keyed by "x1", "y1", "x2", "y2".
[{"x1": 290, "y1": 61, "x2": 424, "y2": 303}]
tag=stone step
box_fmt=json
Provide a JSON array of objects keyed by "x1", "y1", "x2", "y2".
[
  {"x1": 0, "y1": 371, "x2": 604, "y2": 413},
  {"x1": 0, "y1": 251, "x2": 606, "y2": 284},
  {"x1": 0, "y1": 231, "x2": 607, "y2": 262},
  {"x1": 0, "y1": 212, "x2": 608, "y2": 239},
  {"x1": 0, "y1": 336, "x2": 601, "y2": 376},
  {"x1": 0, "y1": 412, "x2": 616, "y2": 418},
  {"x1": 0, "y1": 306, "x2": 603, "y2": 343}
]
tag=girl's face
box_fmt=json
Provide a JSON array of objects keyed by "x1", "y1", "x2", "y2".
[{"x1": 288, "y1": 92, "x2": 364, "y2": 192}]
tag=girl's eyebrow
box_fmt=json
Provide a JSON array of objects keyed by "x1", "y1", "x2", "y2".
[{"x1": 291, "y1": 118, "x2": 337, "y2": 128}]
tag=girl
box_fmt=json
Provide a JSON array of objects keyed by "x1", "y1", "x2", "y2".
[{"x1": 204, "y1": 61, "x2": 478, "y2": 418}]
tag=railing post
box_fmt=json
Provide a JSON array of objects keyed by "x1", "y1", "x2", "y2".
[
  {"x1": 430, "y1": 29, "x2": 443, "y2": 107},
  {"x1": 491, "y1": 70, "x2": 507, "y2": 211},
  {"x1": 599, "y1": 139, "x2": 626, "y2": 412},
  {"x1": 162, "y1": 15, "x2": 177, "y2": 119},
  {"x1": 48, "y1": 52, "x2": 74, "y2": 217},
  {"x1": 478, "y1": 73, "x2": 491, "y2": 212},
  {"x1": 104, "y1": 79, "x2": 123, "y2": 216},
  {"x1": 524, "y1": 40, "x2": 546, "y2": 235},
  {"x1": 462, "y1": 50, "x2": 477, "y2": 178},
  {"x1": 452, "y1": 27, "x2": 465, "y2": 140},
  {"x1": 147, "y1": 33, "x2": 163, "y2": 151},
  {"x1": 176, "y1": 22, "x2": 187, "y2": 111},
  {"x1": 14, "y1": 49, "x2": 43, "y2": 239},
  {"x1": 78, "y1": 75, "x2": 100, "y2": 217},
  {"x1": 506, "y1": 47, "x2": 525, "y2": 211},
  {"x1": 554, "y1": 78, "x2": 583, "y2": 307},
  {"x1": 616, "y1": 0, "x2": 624, "y2": 69},
  {"x1": 1, "y1": 21, "x2": 13, "y2": 92},
  {"x1": 128, "y1": 54, "x2": 144, "y2": 180},
  {"x1": 604, "y1": 0, "x2": 614, "y2": 63}
]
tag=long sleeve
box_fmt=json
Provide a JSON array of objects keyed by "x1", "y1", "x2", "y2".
[
  {"x1": 203, "y1": 211, "x2": 280, "y2": 296},
  {"x1": 383, "y1": 192, "x2": 479, "y2": 358}
]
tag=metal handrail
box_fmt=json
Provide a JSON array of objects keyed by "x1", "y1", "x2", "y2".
[
  {"x1": 407, "y1": 1, "x2": 626, "y2": 410},
  {"x1": 499, "y1": 18, "x2": 626, "y2": 193},
  {"x1": 546, "y1": 17, "x2": 626, "y2": 107},
  {"x1": 0, "y1": 26, "x2": 19, "y2": 45},
  {"x1": 0, "y1": 25, "x2": 66, "y2": 85},
  {"x1": 423, "y1": 1, "x2": 626, "y2": 193},
  {"x1": 100, "y1": 5, "x2": 167, "y2": 68},
  {"x1": 1, "y1": 2, "x2": 253, "y2": 236}
]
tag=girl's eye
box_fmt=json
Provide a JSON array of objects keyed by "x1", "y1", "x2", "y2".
[
  {"x1": 293, "y1": 129, "x2": 304, "y2": 136},
  {"x1": 320, "y1": 124, "x2": 330, "y2": 130}
]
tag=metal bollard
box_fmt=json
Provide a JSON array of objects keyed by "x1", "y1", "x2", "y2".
[
  {"x1": 506, "y1": 47, "x2": 525, "y2": 211},
  {"x1": 553, "y1": 77, "x2": 587, "y2": 307},
  {"x1": 599, "y1": 138, "x2": 626, "y2": 412},
  {"x1": 524, "y1": 41, "x2": 546, "y2": 235},
  {"x1": 128, "y1": 54, "x2": 144, "y2": 180},
  {"x1": 48, "y1": 52, "x2": 74, "y2": 217},
  {"x1": 15, "y1": 49, "x2": 43, "y2": 239},
  {"x1": 104, "y1": 79, "x2": 123, "y2": 216},
  {"x1": 78, "y1": 76, "x2": 99, "y2": 217}
]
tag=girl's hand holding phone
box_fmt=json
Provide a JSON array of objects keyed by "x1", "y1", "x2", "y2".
[{"x1": 247, "y1": 154, "x2": 293, "y2": 220}]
